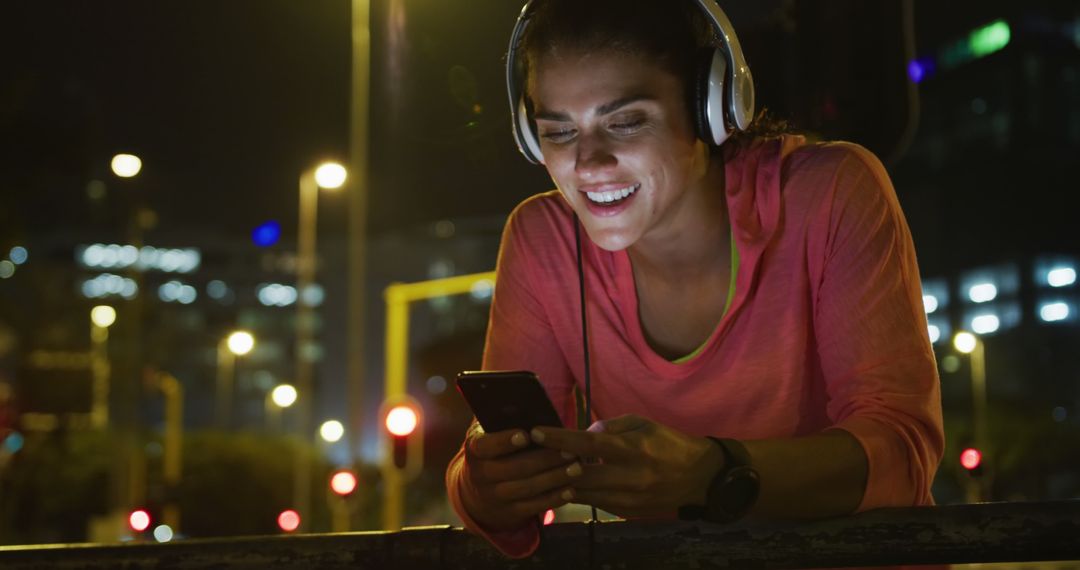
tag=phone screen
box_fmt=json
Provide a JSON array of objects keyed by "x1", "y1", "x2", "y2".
[{"x1": 456, "y1": 370, "x2": 564, "y2": 434}]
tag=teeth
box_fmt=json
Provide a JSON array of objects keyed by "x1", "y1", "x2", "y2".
[{"x1": 586, "y1": 184, "x2": 638, "y2": 204}]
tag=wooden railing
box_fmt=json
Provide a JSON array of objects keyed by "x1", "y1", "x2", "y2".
[{"x1": 1, "y1": 500, "x2": 1078, "y2": 569}]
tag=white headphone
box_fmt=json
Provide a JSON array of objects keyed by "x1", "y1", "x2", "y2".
[{"x1": 505, "y1": 0, "x2": 756, "y2": 165}]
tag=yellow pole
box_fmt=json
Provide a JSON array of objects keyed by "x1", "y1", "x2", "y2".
[
  {"x1": 90, "y1": 324, "x2": 111, "y2": 429},
  {"x1": 160, "y1": 372, "x2": 183, "y2": 531},
  {"x1": 971, "y1": 341, "x2": 989, "y2": 501},
  {"x1": 295, "y1": 169, "x2": 319, "y2": 532},
  {"x1": 379, "y1": 271, "x2": 496, "y2": 530}
]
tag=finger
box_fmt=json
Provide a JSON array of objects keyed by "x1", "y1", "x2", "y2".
[
  {"x1": 473, "y1": 448, "x2": 574, "y2": 483},
  {"x1": 594, "y1": 414, "x2": 650, "y2": 435},
  {"x1": 530, "y1": 426, "x2": 637, "y2": 462},
  {"x1": 467, "y1": 427, "x2": 530, "y2": 460},
  {"x1": 490, "y1": 460, "x2": 584, "y2": 503},
  {"x1": 508, "y1": 486, "x2": 576, "y2": 522}
]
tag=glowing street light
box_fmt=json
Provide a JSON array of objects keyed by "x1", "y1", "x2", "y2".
[
  {"x1": 90, "y1": 305, "x2": 117, "y2": 428},
  {"x1": 314, "y1": 162, "x2": 348, "y2": 190},
  {"x1": 293, "y1": 159, "x2": 348, "y2": 530},
  {"x1": 226, "y1": 330, "x2": 255, "y2": 356},
  {"x1": 111, "y1": 154, "x2": 143, "y2": 178},
  {"x1": 218, "y1": 330, "x2": 257, "y2": 429},
  {"x1": 953, "y1": 330, "x2": 989, "y2": 502},
  {"x1": 271, "y1": 384, "x2": 298, "y2": 408},
  {"x1": 320, "y1": 420, "x2": 345, "y2": 443},
  {"x1": 91, "y1": 305, "x2": 117, "y2": 328}
]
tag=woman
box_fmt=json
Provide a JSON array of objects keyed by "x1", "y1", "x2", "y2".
[{"x1": 445, "y1": 0, "x2": 944, "y2": 559}]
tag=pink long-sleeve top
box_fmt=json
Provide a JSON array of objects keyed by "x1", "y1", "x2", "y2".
[{"x1": 446, "y1": 135, "x2": 945, "y2": 558}]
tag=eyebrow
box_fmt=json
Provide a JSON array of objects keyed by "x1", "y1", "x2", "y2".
[{"x1": 534, "y1": 94, "x2": 653, "y2": 121}]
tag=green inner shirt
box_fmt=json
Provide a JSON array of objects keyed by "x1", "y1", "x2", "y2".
[{"x1": 671, "y1": 229, "x2": 739, "y2": 364}]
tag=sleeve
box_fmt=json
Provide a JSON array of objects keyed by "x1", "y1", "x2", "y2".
[
  {"x1": 445, "y1": 200, "x2": 576, "y2": 558},
  {"x1": 809, "y1": 145, "x2": 945, "y2": 510}
]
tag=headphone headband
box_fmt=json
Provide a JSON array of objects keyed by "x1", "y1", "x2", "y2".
[{"x1": 506, "y1": 0, "x2": 755, "y2": 164}]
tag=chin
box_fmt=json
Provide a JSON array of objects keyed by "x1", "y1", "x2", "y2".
[{"x1": 582, "y1": 225, "x2": 637, "y2": 252}]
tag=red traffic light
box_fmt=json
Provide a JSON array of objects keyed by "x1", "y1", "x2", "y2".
[
  {"x1": 277, "y1": 509, "x2": 301, "y2": 532},
  {"x1": 960, "y1": 448, "x2": 982, "y2": 470},
  {"x1": 129, "y1": 509, "x2": 151, "y2": 532},
  {"x1": 385, "y1": 405, "x2": 418, "y2": 437},
  {"x1": 330, "y1": 469, "x2": 358, "y2": 496}
]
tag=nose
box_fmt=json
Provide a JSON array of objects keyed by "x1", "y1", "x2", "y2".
[{"x1": 574, "y1": 132, "x2": 617, "y2": 180}]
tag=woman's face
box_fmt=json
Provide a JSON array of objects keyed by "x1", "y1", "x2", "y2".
[{"x1": 529, "y1": 49, "x2": 711, "y2": 252}]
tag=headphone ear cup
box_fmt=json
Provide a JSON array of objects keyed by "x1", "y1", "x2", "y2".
[
  {"x1": 692, "y1": 48, "x2": 714, "y2": 145},
  {"x1": 703, "y1": 47, "x2": 732, "y2": 147},
  {"x1": 516, "y1": 96, "x2": 545, "y2": 164}
]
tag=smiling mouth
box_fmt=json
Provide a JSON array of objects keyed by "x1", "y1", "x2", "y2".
[{"x1": 584, "y1": 184, "x2": 639, "y2": 205}]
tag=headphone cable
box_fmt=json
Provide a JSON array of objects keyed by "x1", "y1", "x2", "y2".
[{"x1": 573, "y1": 214, "x2": 599, "y2": 568}]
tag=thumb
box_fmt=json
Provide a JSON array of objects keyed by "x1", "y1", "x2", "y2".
[{"x1": 593, "y1": 414, "x2": 649, "y2": 435}]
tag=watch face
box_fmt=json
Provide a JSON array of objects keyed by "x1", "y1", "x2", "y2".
[{"x1": 709, "y1": 466, "x2": 760, "y2": 521}]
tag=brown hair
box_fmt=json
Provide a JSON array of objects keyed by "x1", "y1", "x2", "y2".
[{"x1": 518, "y1": 0, "x2": 792, "y2": 152}]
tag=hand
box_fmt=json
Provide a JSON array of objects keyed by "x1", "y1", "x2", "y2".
[
  {"x1": 530, "y1": 415, "x2": 723, "y2": 518},
  {"x1": 460, "y1": 421, "x2": 582, "y2": 531}
]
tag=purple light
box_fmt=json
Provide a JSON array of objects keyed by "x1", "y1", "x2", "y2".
[
  {"x1": 907, "y1": 58, "x2": 936, "y2": 84},
  {"x1": 907, "y1": 60, "x2": 926, "y2": 83}
]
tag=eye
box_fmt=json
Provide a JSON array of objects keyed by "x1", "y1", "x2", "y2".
[
  {"x1": 609, "y1": 117, "x2": 646, "y2": 135},
  {"x1": 539, "y1": 128, "x2": 576, "y2": 144}
]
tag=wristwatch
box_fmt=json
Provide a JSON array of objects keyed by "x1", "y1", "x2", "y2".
[{"x1": 678, "y1": 437, "x2": 760, "y2": 523}]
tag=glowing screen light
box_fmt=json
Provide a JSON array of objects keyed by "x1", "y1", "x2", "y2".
[
  {"x1": 278, "y1": 510, "x2": 301, "y2": 532},
  {"x1": 252, "y1": 221, "x2": 282, "y2": 248},
  {"x1": 386, "y1": 406, "x2": 418, "y2": 437}
]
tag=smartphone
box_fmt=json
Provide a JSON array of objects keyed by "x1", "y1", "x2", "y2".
[{"x1": 455, "y1": 370, "x2": 564, "y2": 434}]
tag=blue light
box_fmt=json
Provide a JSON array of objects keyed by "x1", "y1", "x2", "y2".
[
  {"x1": 9, "y1": 246, "x2": 28, "y2": 265},
  {"x1": 252, "y1": 221, "x2": 282, "y2": 248},
  {"x1": 3, "y1": 431, "x2": 24, "y2": 454},
  {"x1": 907, "y1": 58, "x2": 935, "y2": 84}
]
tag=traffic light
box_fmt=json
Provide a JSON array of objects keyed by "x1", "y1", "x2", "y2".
[
  {"x1": 330, "y1": 469, "x2": 358, "y2": 497},
  {"x1": 381, "y1": 398, "x2": 423, "y2": 479},
  {"x1": 129, "y1": 509, "x2": 152, "y2": 533},
  {"x1": 277, "y1": 509, "x2": 301, "y2": 533},
  {"x1": 960, "y1": 447, "x2": 983, "y2": 476}
]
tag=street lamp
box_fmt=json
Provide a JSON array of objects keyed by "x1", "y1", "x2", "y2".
[
  {"x1": 217, "y1": 330, "x2": 256, "y2": 429},
  {"x1": 111, "y1": 153, "x2": 142, "y2": 178},
  {"x1": 90, "y1": 305, "x2": 117, "y2": 429},
  {"x1": 953, "y1": 330, "x2": 989, "y2": 502},
  {"x1": 294, "y1": 160, "x2": 347, "y2": 531},
  {"x1": 320, "y1": 420, "x2": 345, "y2": 444},
  {"x1": 266, "y1": 383, "x2": 297, "y2": 433}
]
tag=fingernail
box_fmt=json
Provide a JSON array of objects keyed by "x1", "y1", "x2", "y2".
[
  {"x1": 561, "y1": 451, "x2": 575, "y2": 460},
  {"x1": 530, "y1": 428, "x2": 545, "y2": 443},
  {"x1": 587, "y1": 420, "x2": 606, "y2": 433},
  {"x1": 561, "y1": 489, "x2": 574, "y2": 502},
  {"x1": 566, "y1": 463, "x2": 582, "y2": 477},
  {"x1": 511, "y1": 432, "x2": 527, "y2": 447}
]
